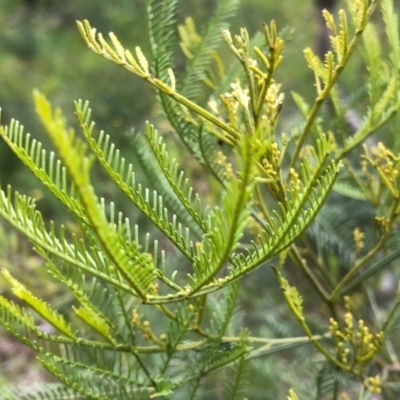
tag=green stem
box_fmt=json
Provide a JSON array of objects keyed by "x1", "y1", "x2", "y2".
[
  {"x1": 190, "y1": 137, "x2": 253, "y2": 293},
  {"x1": 335, "y1": 109, "x2": 398, "y2": 161},
  {"x1": 381, "y1": 298, "x2": 400, "y2": 335},
  {"x1": 254, "y1": 64, "x2": 274, "y2": 127},
  {"x1": 276, "y1": 272, "x2": 349, "y2": 371},
  {"x1": 330, "y1": 197, "x2": 400, "y2": 301},
  {"x1": 289, "y1": 245, "x2": 330, "y2": 301},
  {"x1": 289, "y1": 2, "x2": 376, "y2": 173},
  {"x1": 148, "y1": 75, "x2": 240, "y2": 143},
  {"x1": 0, "y1": 205, "x2": 139, "y2": 298},
  {"x1": 225, "y1": 333, "x2": 329, "y2": 344},
  {"x1": 341, "y1": 159, "x2": 374, "y2": 204},
  {"x1": 242, "y1": 59, "x2": 257, "y2": 125},
  {"x1": 330, "y1": 236, "x2": 386, "y2": 302}
]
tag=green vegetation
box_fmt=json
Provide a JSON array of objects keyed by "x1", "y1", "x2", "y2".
[{"x1": 1, "y1": 0, "x2": 400, "y2": 398}]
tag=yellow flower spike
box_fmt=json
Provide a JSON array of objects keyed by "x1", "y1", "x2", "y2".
[
  {"x1": 344, "y1": 312, "x2": 354, "y2": 340},
  {"x1": 361, "y1": 159, "x2": 368, "y2": 173},
  {"x1": 366, "y1": 141, "x2": 400, "y2": 196},
  {"x1": 364, "y1": 375, "x2": 381, "y2": 394},
  {"x1": 289, "y1": 168, "x2": 301, "y2": 193},
  {"x1": 328, "y1": 294, "x2": 385, "y2": 372},
  {"x1": 217, "y1": 151, "x2": 233, "y2": 180},
  {"x1": 178, "y1": 17, "x2": 201, "y2": 59},
  {"x1": 353, "y1": 227, "x2": 365, "y2": 255},
  {"x1": 221, "y1": 28, "x2": 233, "y2": 45},
  {"x1": 329, "y1": 317, "x2": 338, "y2": 328},
  {"x1": 375, "y1": 216, "x2": 390, "y2": 231}
]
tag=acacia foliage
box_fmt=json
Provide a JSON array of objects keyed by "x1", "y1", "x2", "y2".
[{"x1": 1, "y1": 0, "x2": 400, "y2": 398}]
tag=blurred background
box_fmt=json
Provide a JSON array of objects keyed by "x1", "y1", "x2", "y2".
[{"x1": 0, "y1": 0, "x2": 398, "y2": 397}]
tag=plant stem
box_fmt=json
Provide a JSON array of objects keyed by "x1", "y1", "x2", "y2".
[{"x1": 289, "y1": 1, "x2": 377, "y2": 173}]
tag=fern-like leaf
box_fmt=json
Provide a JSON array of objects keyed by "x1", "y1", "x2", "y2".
[
  {"x1": 39, "y1": 352, "x2": 152, "y2": 400},
  {"x1": 147, "y1": 0, "x2": 179, "y2": 81},
  {"x1": 222, "y1": 353, "x2": 249, "y2": 400},
  {"x1": 0, "y1": 383, "x2": 85, "y2": 400},
  {"x1": 1, "y1": 269, "x2": 76, "y2": 339},
  {"x1": 0, "y1": 118, "x2": 87, "y2": 224},
  {"x1": 34, "y1": 92, "x2": 157, "y2": 300},
  {"x1": 127, "y1": 127, "x2": 207, "y2": 241},
  {"x1": 201, "y1": 340, "x2": 248, "y2": 375},
  {"x1": 74, "y1": 100, "x2": 195, "y2": 267},
  {"x1": 180, "y1": 0, "x2": 240, "y2": 101},
  {"x1": 145, "y1": 123, "x2": 210, "y2": 234},
  {"x1": 0, "y1": 185, "x2": 139, "y2": 297},
  {"x1": 231, "y1": 160, "x2": 342, "y2": 278}
]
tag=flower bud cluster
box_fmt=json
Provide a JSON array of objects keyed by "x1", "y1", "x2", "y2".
[
  {"x1": 217, "y1": 151, "x2": 233, "y2": 180},
  {"x1": 328, "y1": 297, "x2": 383, "y2": 393},
  {"x1": 353, "y1": 227, "x2": 364, "y2": 255},
  {"x1": 132, "y1": 309, "x2": 165, "y2": 346},
  {"x1": 363, "y1": 142, "x2": 400, "y2": 198},
  {"x1": 265, "y1": 83, "x2": 284, "y2": 122}
]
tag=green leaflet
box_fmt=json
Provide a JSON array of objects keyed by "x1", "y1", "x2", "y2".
[{"x1": 2, "y1": 269, "x2": 76, "y2": 339}]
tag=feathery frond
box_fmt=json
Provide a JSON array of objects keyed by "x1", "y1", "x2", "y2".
[
  {"x1": 179, "y1": 0, "x2": 240, "y2": 101},
  {"x1": 0, "y1": 120, "x2": 86, "y2": 223},
  {"x1": 75, "y1": 100, "x2": 196, "y2": 265}
]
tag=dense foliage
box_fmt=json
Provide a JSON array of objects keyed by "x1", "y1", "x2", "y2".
[{"x1": 1, "y1": 0, "x2": 400, "y2": 398}]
